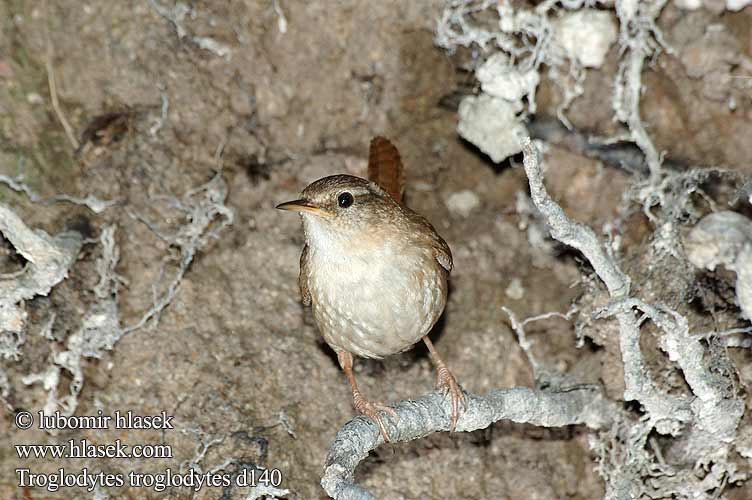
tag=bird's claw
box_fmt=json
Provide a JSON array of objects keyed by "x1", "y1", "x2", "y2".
[
  {"x1": 435, "y1": 364, "x2": 466, "y2": 431},
  {"x1": 353, "y1": 392, "x2": 399, "y2": 442}
]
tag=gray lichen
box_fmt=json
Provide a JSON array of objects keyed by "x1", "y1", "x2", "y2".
[
  {"x1": 522, "y1": 139, "x2": 745, "y2": 498},
  {"x1": 0, "y1": 203, "x2": 82, "y2": 358},
  {"x1": 4, "y1": 172, "x2": 233, "y2": 421}
]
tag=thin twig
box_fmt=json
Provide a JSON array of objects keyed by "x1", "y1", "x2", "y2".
[
  {"x1": 502, "y1": 307, "x2": 544, "y2": 378},
  {"x1": 1, "y1": 159, "x2": 120, "y2": 213},
  {"x1": 43, "y1": 0, "x2": 79, "y2": 150},
  {"x1": 502, "y1": 306, "x2": 578, "y2": 383}
]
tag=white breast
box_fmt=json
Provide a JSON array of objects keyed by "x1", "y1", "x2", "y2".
[{"x1": 303, "y1": 214, "x2": 446, "y2": 359}]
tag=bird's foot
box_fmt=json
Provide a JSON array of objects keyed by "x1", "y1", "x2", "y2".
[
  {"x1": 435, "y1": 363, "x2": 466, "y2": 431},
  {"x1": 352, "y1": 391, "x2": 399, "y2": 442}
]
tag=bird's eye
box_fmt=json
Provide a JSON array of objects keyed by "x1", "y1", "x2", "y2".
[{"x1": 338, "y1": 192, "x2": 354, "y2": 208}]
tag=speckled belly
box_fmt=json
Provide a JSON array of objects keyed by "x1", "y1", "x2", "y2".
[{"x1": 309, "y1": 253, "x2": 447, "y2": 359}]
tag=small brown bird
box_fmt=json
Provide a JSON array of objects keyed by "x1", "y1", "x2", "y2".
[{"x1": 277, "y1": 138, "x2": 464, "y2": 440}]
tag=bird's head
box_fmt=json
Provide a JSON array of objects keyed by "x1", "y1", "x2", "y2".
[{"x1": 276, "y1": 174, "x2": 402, "y2": 244}]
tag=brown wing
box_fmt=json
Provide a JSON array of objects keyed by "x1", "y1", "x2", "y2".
[
  {"x1": 368, "y1": 136, "x2": 405, "y2": 203},
  {"x1": 431, "y1": 233, "x2": 453, "y2": 273},
  {"x1": 299, "y1": 244, "x2": 312, "y2": 306},
  {"x1": 407, "y1": 210, "x2": 453, "y2": 273}
]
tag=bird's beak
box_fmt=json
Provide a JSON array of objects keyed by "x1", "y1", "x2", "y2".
[{"x1": 275, "y1": 199, "x2": 331, "y2": 217}]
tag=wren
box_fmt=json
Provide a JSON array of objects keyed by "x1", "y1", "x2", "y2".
[{"x1": 276, "y1": 140, "x2": 464, "y2": 440}]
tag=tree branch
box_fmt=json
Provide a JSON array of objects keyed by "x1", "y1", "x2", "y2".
[{"x1": 322, "y1": 387, "x2": 616, "y2": 499}]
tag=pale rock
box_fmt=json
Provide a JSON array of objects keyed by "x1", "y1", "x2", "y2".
[
  {"x1": 457, "y1": 94, "x2": 526, "y2": 163},
  {"x1": 26, "y1": 92, "x2": 43, "y2": 105},
  {"x1": 726, "y1": 0, "x2": 752, "y2": 9},
  {"x1": 736, "y1": 246, "x2": 752, "y2": 321},
  {"x1": 554, "y1": 10, "x2": 618, "y2": 68},
  {"x1": 674, "y1": 0, "x2": 703, "y2": 8},
  {"x1": 476, "y1": 53, "x2": 540, "y2": 102},
  {"x1": 445, "y1": 190, "x2": 480, "y2": 218},
  {"x1": 505, "y1": 278, "x2": 525, "y2": 300},
  {"x1": 675, "y1": 0, "x2": 752, "y2": 10}
]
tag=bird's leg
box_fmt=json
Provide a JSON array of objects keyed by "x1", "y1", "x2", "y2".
[
  {"x1": 337, "y1": 350, "x2": 398, "y2": 441},
  {"x1": 422, "y1": 335, "x2": 465, "y2": 430}
]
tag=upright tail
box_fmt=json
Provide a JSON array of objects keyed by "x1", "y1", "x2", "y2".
[{"x1": 367, "y1": 136, "x2": 405, "y2": 204}]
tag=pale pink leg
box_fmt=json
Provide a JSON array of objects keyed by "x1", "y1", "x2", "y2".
[
  {"x1": 337, "y1": 351, "x2": 398, "y2": 441},
  {"x1": 422, "y1": 336, "x2": 465, "y2": 430}
]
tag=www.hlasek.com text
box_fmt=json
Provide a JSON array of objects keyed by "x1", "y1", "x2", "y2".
[{"x1": 16, "y1": 438, "x2": 172, "y2": 460}]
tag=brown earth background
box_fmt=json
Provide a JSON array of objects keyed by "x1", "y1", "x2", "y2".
[{"x1": 2, "y1": 1, "x2": 752, "y2": 499}]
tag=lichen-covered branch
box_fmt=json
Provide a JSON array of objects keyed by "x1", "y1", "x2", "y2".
[
  {"x1": 520, "y1": 138, "x2": 744, "y2": 498},
  {"x1": 1, "y1": 160, "x2": 120, "y2": 213},
  {"x1": 22, "y1": 225, "x2": 121, "y2": 416},
  {"x1": 322, "y1": 387, "x2": 616, "y2": 499},
  {"x1": 0, "y1": 203, "x2": 82, "y2": 354},
  {"x1": 597, "y1": 298, "x2": 743, "y2": 440},
  {"x1": 520, "y1": 138, "x2": 688, "y2": 427},
  {"x1": 0, "y1": 166, "x2": 120, "y2": 214},
  {"x1": 11, "y1": 173, "x2": 233, "y2": 421},
  {"x1": 520, "y1": 138, "x2": 631, "y2": 299},
  {"x1": 613, "y1": 0, "x2": 670, "y2": 183}
]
